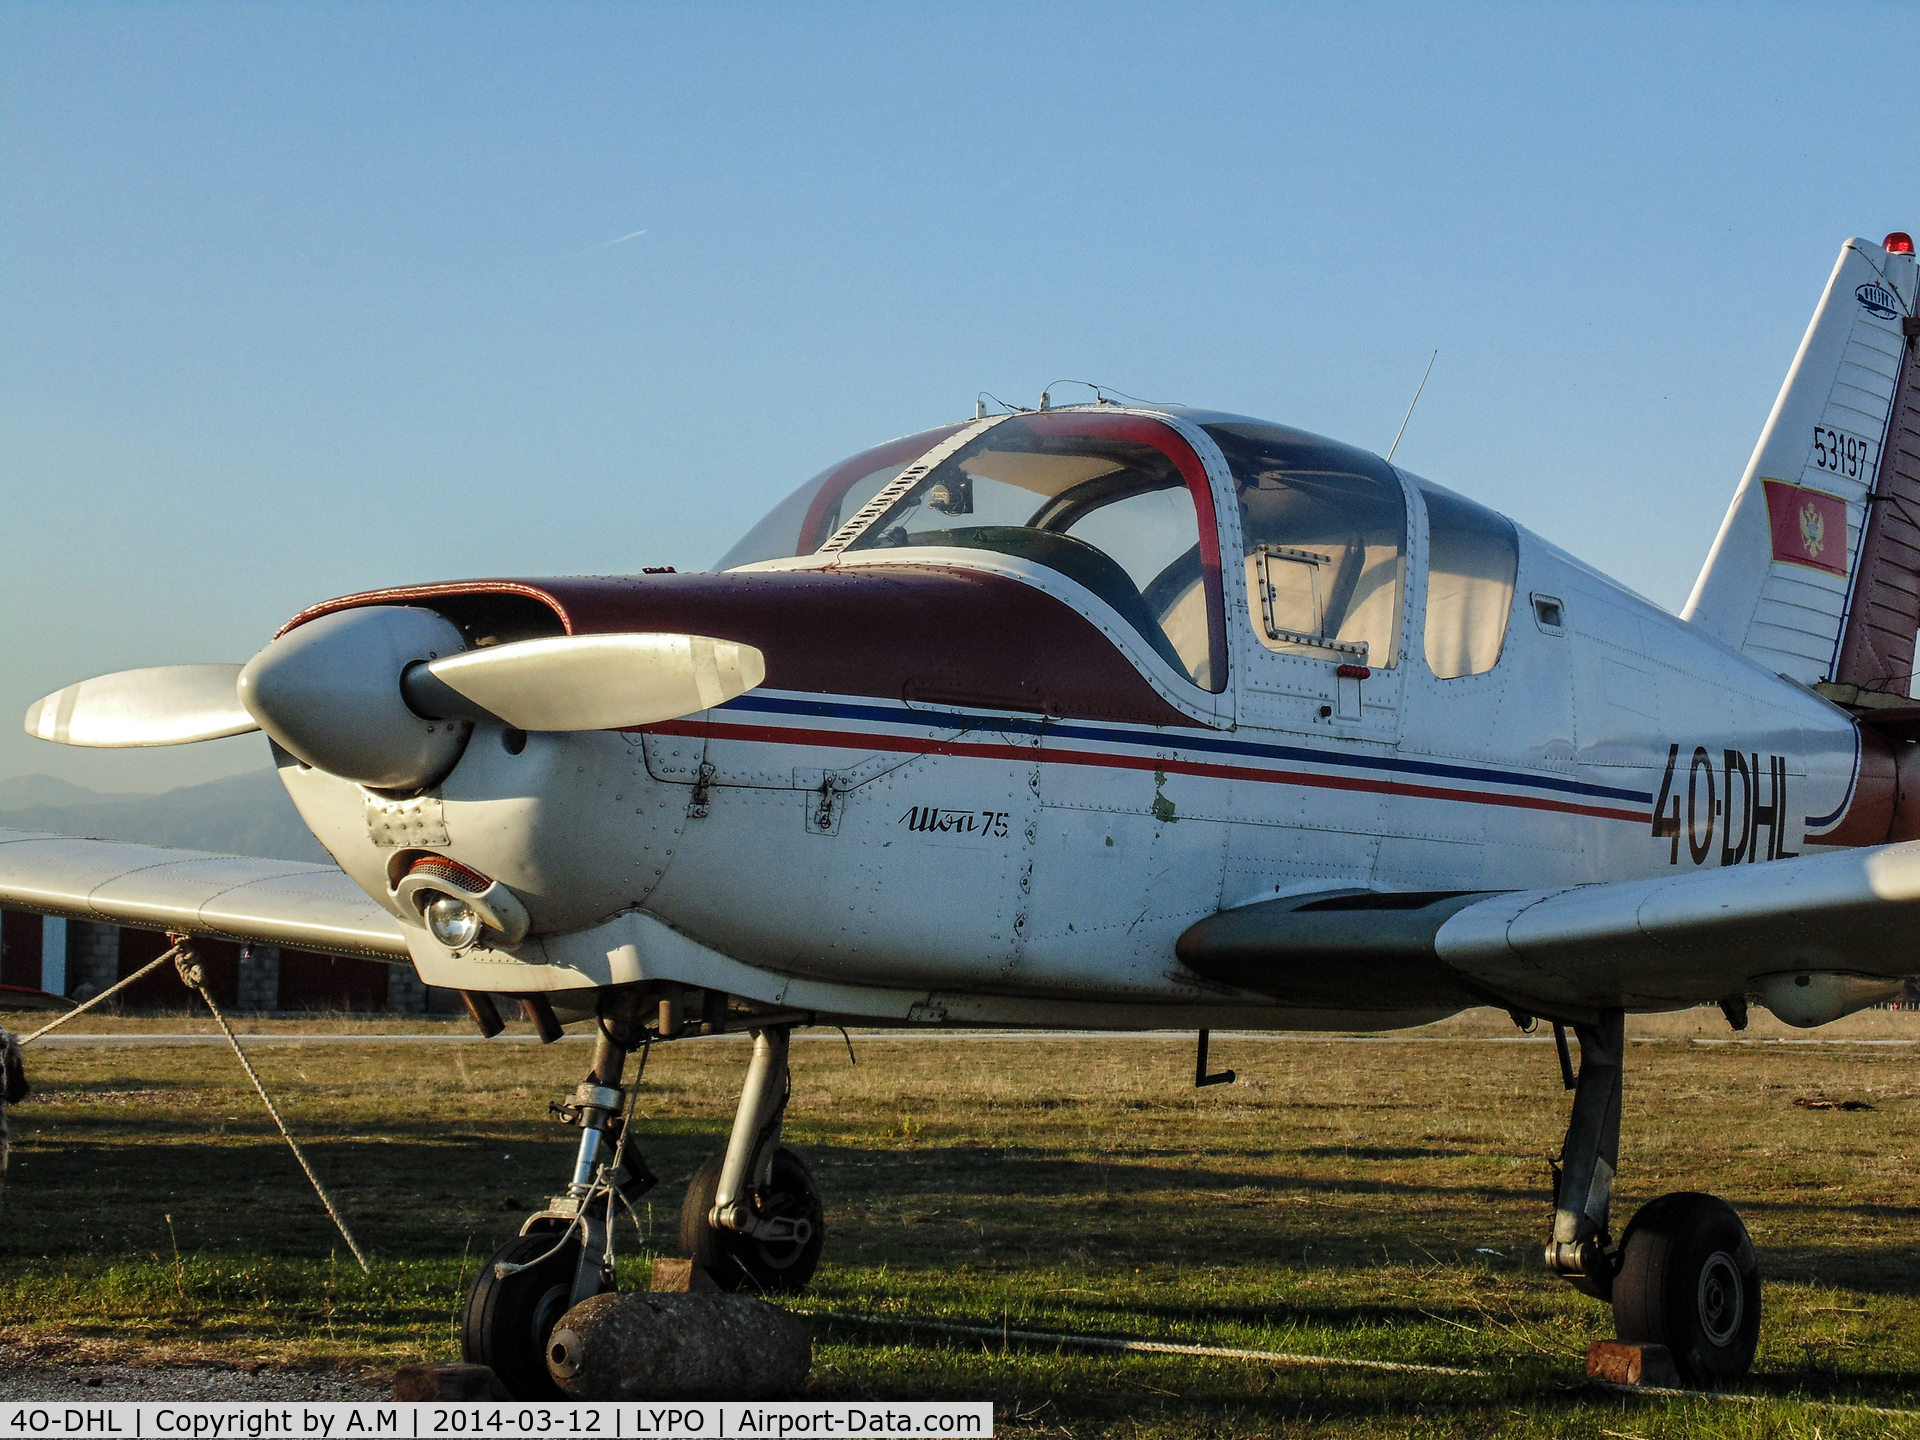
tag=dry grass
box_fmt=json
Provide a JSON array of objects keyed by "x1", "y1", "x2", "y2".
[{"x1": 3, "y1": 1005, "x2": 1920, "y2": 1435}]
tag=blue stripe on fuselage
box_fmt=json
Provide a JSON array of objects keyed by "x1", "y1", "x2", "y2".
[{"x1": 719, "y1": 693, "x2": 1652, "y2": 806}]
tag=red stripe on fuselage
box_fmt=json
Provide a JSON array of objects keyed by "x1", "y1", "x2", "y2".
[{"x1": 648, "y1": 720, "x2": 1650, "y2": 825}]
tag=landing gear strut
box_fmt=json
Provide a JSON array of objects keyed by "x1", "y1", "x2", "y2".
[
  {"x1": 463, "y1": 994, "x2": 655, "y2": 1400},
  {"x1": 680, "y1": 1025, "x2": 825, "y2": 1292},
  {"x1": 1545, "y1": 1010, "x2": 1624, "y2": 1297},
  {"x1": 1545, "y1": 1008, "x2": 1760, "y2": 1386}
]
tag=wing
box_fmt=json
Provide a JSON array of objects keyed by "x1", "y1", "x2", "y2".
[
  {"x1": 0, "y1": 828, "x2": 408, "y2": 961},
  {"x1": 1178, "y1": 839, "x2": 1920, "y2": 1024}
]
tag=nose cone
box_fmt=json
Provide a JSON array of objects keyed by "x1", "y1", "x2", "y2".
[{"x1": 239, "y1": 605, "x2": 471, "y2": 790}]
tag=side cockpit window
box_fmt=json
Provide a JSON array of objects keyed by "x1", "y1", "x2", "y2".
[
  {"x1": 839, "y1": 413, "x2": 1227, "y2": 692},
  {"x1": 1419, "y1": 482, "x2": 1518, "y2": 679},
  {"x1": 1202, "y1": 421, "x2": 1407, "y2": 668}
]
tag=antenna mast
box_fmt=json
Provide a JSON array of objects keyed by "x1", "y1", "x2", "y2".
[{"x1": 1386, "y1": 350, "x2": 1438, "y2": 463}]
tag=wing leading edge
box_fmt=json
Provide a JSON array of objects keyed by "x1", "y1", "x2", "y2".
[
  {"x1": 1180, "y1": 841, "x2": 1920, "y2": 1025},
  {"x1": 0, "y1": 829, "x2": 408, "y2": 962}
]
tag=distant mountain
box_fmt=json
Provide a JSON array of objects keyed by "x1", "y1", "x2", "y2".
[
  {"x1": 0, "y1": 775, "x2": 150, "y2": 810},
  {"x1": 0, "y1": 770, "x2": 334, "y2": 864}
]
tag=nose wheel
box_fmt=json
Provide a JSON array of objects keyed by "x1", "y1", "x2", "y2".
[{"x1": 462, "y1": 1230, "x2": 590, "y2": 1400}]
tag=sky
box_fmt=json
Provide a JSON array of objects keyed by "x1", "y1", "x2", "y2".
[{"x1": 3, "y1": 0, "x2": 1918, "y2": 793}]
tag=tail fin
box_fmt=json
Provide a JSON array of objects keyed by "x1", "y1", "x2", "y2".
[{"x1": 1683, "y1": 235, "x2": 1918, "y2": 686}]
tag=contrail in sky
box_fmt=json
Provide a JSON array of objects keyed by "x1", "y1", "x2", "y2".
[{"x1": 595, "y1": 229, "x2": 649, "y2": 248}]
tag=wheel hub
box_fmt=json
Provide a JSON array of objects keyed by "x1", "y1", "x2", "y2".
[
  {"x1": 529, "y1": 1280, "x2": 573, "y2": 1359},
  {"x1": 1696, "y1": 1249, "x2": 1744, "y2": 1347}
]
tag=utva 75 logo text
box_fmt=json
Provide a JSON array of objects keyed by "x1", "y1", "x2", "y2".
[{"x1": 1651, "y1": 744, "x2": 1797, "y2": 866}]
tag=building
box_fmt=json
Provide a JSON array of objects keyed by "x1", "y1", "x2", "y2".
[{"x1": 0, "y1": 908, "x2": 457, "y2": 1014}]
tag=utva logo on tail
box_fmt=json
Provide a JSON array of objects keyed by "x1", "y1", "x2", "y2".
[
  {"x1": 1858, "y1": 282, "x2": 1901, "y2": 319},
  {"x1": 3, "y1": 230, "x2": 1919, "y2": 1394}
]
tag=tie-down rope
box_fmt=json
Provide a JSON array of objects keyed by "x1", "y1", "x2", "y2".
[
  {"x1": 16, "y1": 943, "x2": 187, "y2": 1046},
  {"x1": 171, "y1": 945, "x2": 371, "y2": 1272},
  {"x1": 17, "y1": 936, "x2": 370, "y2": 1272},
  {"x1": 805, "y1": 1310, "x2": 1483, "y2": 1376}
]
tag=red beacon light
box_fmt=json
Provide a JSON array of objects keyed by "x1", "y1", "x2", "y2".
[{"x1": 1887, "y1": 232, "x2": 1915, "y2": 255}]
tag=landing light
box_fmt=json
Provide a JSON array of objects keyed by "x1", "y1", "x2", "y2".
[
  {"x1": 425, "y1": 893, "x2": 483, "y2": 951},
  {"x1": 1887, "y1": 233, "x2": 1915, "y2": 255}
]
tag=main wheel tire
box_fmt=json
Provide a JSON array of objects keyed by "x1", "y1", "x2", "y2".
[
  {"x1": 462, "y1": 1231, "x2": 591, "y2": 1400},
  {"x1": 680, "y1": 1146, "x2": 825, "y2": 1294},
  {"x1": 1612, "y1": 1192, "x2": 1761, "y2": 1387}
]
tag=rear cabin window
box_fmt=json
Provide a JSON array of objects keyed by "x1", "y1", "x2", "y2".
[
  {"x1": 840, "y1": 412, "x2": 1225, "y2": 691},
  {"x1": 1419, "y1": 482, "x2": 1518, "y2": 679},
  {"x1": 1201, "y1": 421, "x2": 1407, "y2": 669},
  {"x1": 715, "y1": 424, "x2": 966, "y2": 570}
]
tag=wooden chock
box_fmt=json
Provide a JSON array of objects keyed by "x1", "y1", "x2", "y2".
[
  {"x1": 394, "y1": 1363, "x2": 511, "y2": 1400},
  {"x1": 650, "y1": 1257, "x2": 719, "y2": 1293},
  {"x1": 1587, "y1": 1340, "x2": 1680, "y2": 1388}
]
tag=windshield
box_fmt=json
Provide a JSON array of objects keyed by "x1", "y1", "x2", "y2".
[
  {"x1": 840, "y1": 412, "x2": 1225, "y2": 690},
  {"x1": 714, "y1": 424, "x2": 966, "y2": 570}
]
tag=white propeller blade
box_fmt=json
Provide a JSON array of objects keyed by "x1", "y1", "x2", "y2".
[
  {"x1": 22, "y1": 664, "x2": 256, "y2": 747},
  {"x1": 425, "y1": 633, "x2": 766, "y2": 732}
]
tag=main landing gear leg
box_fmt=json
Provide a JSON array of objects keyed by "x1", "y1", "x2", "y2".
[
  {"x1": 463, "y1": 993, "x2": 656, "y2": 1400},
  {"x1": 1544, "y1": 1008, "x2": 1761, "y2": 1387},
  {"x1": 1545, "y1": 1009, "x2": 1625, "y2": 1298},
  {"x1": 680, "y1": 1025, "x2": 825, "y2": 1293}
]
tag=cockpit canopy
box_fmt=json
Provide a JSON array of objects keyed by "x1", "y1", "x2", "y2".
[
  {"x1": 720, "y1": 412, "x2": 1227, "y2": 691},
  {"x1": 836, "y1": 414, "x2": 1223, "y2": 690},
  {"x1": 719, "y1": 408, "x2": 1520, "y2": 694}
]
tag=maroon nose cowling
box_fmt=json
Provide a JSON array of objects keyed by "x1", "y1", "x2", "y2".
[{"x1": 276, "y1": 567, "x2": 1201, "y2": 729}]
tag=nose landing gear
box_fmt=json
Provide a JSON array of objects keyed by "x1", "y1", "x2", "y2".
[
  {"x1": 462, "y1": 1001, "x2": 826, "y2": 1399},
  {"x1": 462, "y1": 996, "x2": 655, "y2": 1400},
  {"x1": 1544, "y1": 1009, "x2": 1761, "y2": 1387}
]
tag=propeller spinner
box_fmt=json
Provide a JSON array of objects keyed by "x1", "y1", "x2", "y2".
[{"x1": 22, "y1": 605, "x2": 766, "y2": 792}]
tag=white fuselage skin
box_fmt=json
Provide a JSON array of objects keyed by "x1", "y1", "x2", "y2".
[{"x1": 276, "y1": 416, "x2": 1862, "y2": 1032}]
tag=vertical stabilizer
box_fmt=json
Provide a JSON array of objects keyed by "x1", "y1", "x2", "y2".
[{"x1": 1683, "y1": 236, "x2": 1918, "y2": 683}]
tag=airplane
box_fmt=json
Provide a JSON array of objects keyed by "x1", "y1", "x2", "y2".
[{"x1": 2, "y1": 231, "x2": 1917, "y2": 1398}]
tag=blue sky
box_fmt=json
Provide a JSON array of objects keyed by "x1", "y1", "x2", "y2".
[{"x1": 3, "y1": 1, "x2": 1917, "y2": 791}]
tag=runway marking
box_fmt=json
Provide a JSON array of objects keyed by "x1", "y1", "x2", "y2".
[{"x1": 23, "y1": 1030, "x2": 1915, "y2": 1048}]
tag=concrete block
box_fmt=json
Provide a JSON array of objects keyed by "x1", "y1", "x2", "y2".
[
  {"x1": 387, "y1": 964, "x2": 428, "y2": 1014},
  {"x1": 236, "y1": 945, "x2": 281, "y2": 1013},
  {"x1": 1587, "y1": 1340, "x2": 1680, "y2": 1387},
  {"x1": 547, "y1": 1292, "x2": 811, "y2": 1400},
  {"x1": 64, "y1": 922, "x2": 119, "y2": 1001}
]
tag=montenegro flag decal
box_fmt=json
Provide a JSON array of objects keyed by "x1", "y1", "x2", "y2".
[{"x1": 1761, "y1": 479, "x2": 1848, "y2": 576}]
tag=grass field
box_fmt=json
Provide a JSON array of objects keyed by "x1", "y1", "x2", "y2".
[{"x1": 4, "y1": 1005, "x2": 1920, "y2": 1436}]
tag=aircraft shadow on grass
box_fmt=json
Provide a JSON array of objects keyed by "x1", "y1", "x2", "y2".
[
  {"x1": 17, "y1": 1132, "x2": 1920, "y2": 1401},
  {"x1": 18, "y1": 1126, "x2": 1920, "y2": 1312}
]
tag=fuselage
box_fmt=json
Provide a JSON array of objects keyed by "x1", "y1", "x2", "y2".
[{"x1": 270, "y1": 407, "x2": 1877, "y2": 1029}]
